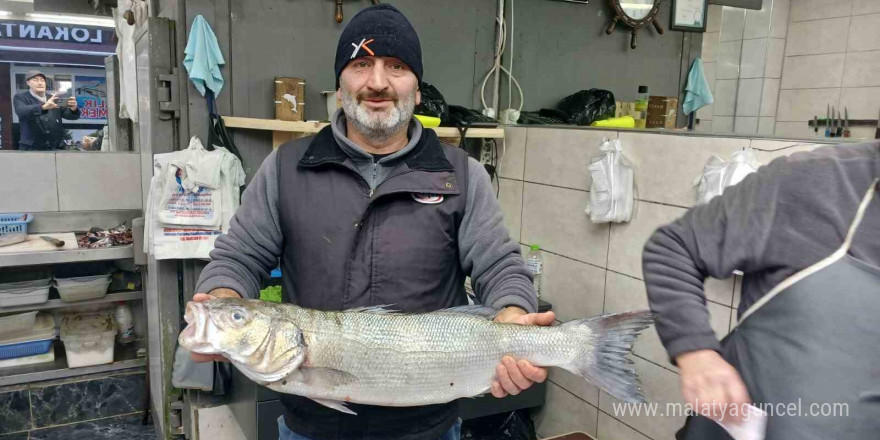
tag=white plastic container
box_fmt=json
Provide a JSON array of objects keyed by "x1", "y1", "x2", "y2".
[
  {"x1": 61, "y1": 313, "x2": 116, "y2": 368},
  {"x1": 114, "y1": 302, "x2": 135, "y2": 344},
  {"x1": 0, "y1": 311, "x2": 38, "y2": 334},
  {"x1": 0, "y1": 313, "x2": 55, "y2": 360},
  {"x1": 0, "y1": 285, "x2": 51, "y2": 308},
  {"x1": 54, "y1": 276, "x2": 112, "y2": 302},
  {"x1": 0, "y1": 267, "x2": 52, "y2": 291}
]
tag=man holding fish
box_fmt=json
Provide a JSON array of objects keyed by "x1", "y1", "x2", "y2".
[{"x1": 189, "y1": 5, "x2": 567, "y2": 440}]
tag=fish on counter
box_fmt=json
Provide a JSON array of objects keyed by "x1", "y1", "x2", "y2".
[{"x1": 179, "y1": 298, "x2": 653, "y2": 414}]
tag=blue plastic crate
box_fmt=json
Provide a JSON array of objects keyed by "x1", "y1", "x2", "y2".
[
  {"x1": 0, "y1": 213, "x2": 33, "y2": 247},
  {"x1": 0, "y1": 338, "x2": 53, "y2": 360}
]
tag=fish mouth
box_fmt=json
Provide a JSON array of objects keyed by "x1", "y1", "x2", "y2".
[{"x1": 179, "y1": 301, "x2": 214, "y2": 352}]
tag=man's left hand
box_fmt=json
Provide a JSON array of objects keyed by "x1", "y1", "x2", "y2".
[
  {"x1": 67, "y1": 97, "x2": 77, "y2": 111},
  {"x1": 491, "y1": 307, "x2": 555, "y2": 398}
]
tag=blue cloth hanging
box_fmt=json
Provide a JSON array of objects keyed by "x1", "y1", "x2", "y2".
[
  {"x1": 683, "y1": 58, "x2": 714, "y2": 116},
  {"x1": 184, "y1": 15, "x2": 225, "y2": 97}
]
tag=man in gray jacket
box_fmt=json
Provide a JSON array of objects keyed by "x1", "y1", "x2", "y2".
[
  {"x1": 192, "y1": 5, "x2": 551, "y2": 440},
  {"x1": 643, "y1": 142, "x2": 879, "y2": 439}
]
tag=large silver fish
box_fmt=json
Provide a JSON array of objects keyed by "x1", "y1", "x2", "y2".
[{"x1": 179, "y1": 298, "x2": 653, "y2": 414}]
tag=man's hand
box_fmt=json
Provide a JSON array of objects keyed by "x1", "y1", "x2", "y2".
[
  {"x1": 42, "y1": 94, "x2": 59, "y2": 110},
  {"x1": 676, "y1": 349, "x2": 751, "y2": 424},
  {"x1": 490, "y1": 307, "x2": 556, "y2": 398},
  {"x1": 189, "y1": 289, "x2": 242, "y2": 363},
  {"x1": 67, "y1": 97, "x2": 77, "y2": 111}
]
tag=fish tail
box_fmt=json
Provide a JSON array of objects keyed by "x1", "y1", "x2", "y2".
[{"x1": 560, "y1": 310, "x2": 654, "y2": 404}]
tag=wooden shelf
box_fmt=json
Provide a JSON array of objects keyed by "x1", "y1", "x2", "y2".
[
  {"x1": 222, "y1": 116, "x2": 505, "y2": 139},
  {"x1": 0, "y1": 245, "x2": 134, "y2": 268},
  {"x1": 0, "y1": 291, "x2": 143, "y2": 314},
  {"x1": 0, "y1": 341, "x2": 146, "y2": 387}
]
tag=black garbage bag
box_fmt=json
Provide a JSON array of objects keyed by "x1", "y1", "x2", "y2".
[
  {"x1": 461, "y1": 410, "x2": 537, "y2": 440},
  {"x1": 415, "y1": 81, "x2": 450, "y2": 124},
  {"x1": 557, "y1": 89, "x2": 616, "y2": 126}
]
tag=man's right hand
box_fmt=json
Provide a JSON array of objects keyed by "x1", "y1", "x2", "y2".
[
  {"x1": 676, "y1": 349, "x2": 751, "y2": 424},
  {"x1": 42, "y1": 94, "x2": 59, "y2": 110},
  {"x1": 189, "y1": 289, "x2": 242, "y2": 363}
]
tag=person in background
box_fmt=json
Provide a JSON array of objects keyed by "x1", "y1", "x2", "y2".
[
  {"x1": 13, "y1": 70, "x2": 80, "y2": 151},
  {"x1": 643, "y1": 141, "x2": 880, "y2": 439},
  {"x1": 191, "y1": 5, "x2": 551, "y2": 440}
]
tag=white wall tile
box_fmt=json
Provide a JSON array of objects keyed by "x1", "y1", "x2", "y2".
[
  {"x1": 758, "y1": 116, "x2": 776, "y2": 135},
  {"x1": 853, "y1": 0, "x2": 880, "y2": 15},
  {"x1": 773, "y1": 121, "x2": 821, "y2": 138},
  {"x1": 524, "y1": 128, "x2": 617, "y2": 191},
  {"x1": 733, "y1": 275, "x2": 743, "y2": 309},
  {"x1": 770, "y1": 0, "x2": 791, "y2": 38},
  {"x1": 789, "y1": 0, "x2": 853, "y2": 22},
  {"x1": 549, "y1": 367, "x2": 600, "y2": 407},
  {"x1": 0, "y1": 153, "x2": 58, "y2": 212},
  {"x1": 765, "y1": 38, "x2": 786, "y2": 78},
  {"x1": 707, "y1": 5, "x2": 724, "y2": 33},
  {"x1": 499, "y1": 127, "x2": 526, "y2": 180},
  {"x1": 607, "y1": 201, "x2": 687, "y2": 280},
  {"x1": 713, "y1": 116, "x2": 734, "y2": 132},
  {"x1": 695, "y1": 120, "x2": 713, "y2": 132},
  {"x1": 761, "y1": 78, "x2": 781, "y2": 117},
  {"x1": 705, "y1": 277, "x2": 736, "y2": 307},
  {"x1": 734, "y1": 116, "x2": 759, "y2": 134},
  {"x1": 776, "y1": 88, "x2": 841, "y2": 121},
  {"x1": 541, "y1": 251, "x2": 606, "y2": 323},
  {"x1": 604, "y1": 272, "x2": 673, "y2": 370},
  {"x1": 838, "y1": 87, "x2": 880, "y2": 119},
  {"x1": 729, "y1": 306, "x2": 738, "y2": 332},
  {"x1": 497, "y1": 178, "x2": 523, "y2": 242},
  {"x1": 598, "y1": 412, "x2": 651, "y2": 440},
  {"x1": 702, "y1": 32, "x2": 720, "y2": 63},
  {"x1": 780, "y1": 53, "x2": 846, "y2": 89},
  {"x1": 848, "y1": 126, "x2": 877, "y2": 139},
  {"x1": 535, "y1": 382, "x2": 599, "y2": 438},
  {"x1": 697, "y1": 103, "x2": 714, "y2": 122},
  {"x1": 720, "y1": 7, "x2": 746, "y2": 42},
  {"x1": 598, "y1": 357, "x2": 686, "y2": 440},
  {"x1": 744, "y1": 4, "x2": 772, "y2": 39},
  {"x1": 709, "y1": 302, "x2": 734, "y2": 339},
  {"x1": 714, "y1": 79, "x2": 738, "y2": 116},
  {"x1": 703, "y1": 62, "x2": 717, "y2": 89},
  {"x1": 740, "y1": 39, "x2": 768, "y2": 78},
  {"x1": 736, "y1": 78, "x2": 764, "y2": 116},
  {"x1": 847, "y1": 14, "x2": 880, "y2": 52},
  {"x1": 717, "y1": 41, "x2": 743, "y2": 80},
  {"x1": 843, "y1": 50, "x2": 880, "y2": 87},
  {"x1": 521, "y1": 183, "x2": 610, "y2": 267},
  {"x1": 617, "y1": 132, "x2": 748, "y2": 208},
  {"x1": 785, "y1": 17, "x2": 850, "y2": 56},
  {"x1": 56, "y1": 153, "x2": 143, "y2": 211}
]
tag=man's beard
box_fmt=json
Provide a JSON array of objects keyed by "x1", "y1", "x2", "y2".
[{"x1": 340, "y1": 87, "x2": 416, "y2": 144}]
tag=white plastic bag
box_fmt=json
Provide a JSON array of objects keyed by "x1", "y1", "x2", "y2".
[
  {"x1": 585, "y1": 138, "x2": 635, "y2": 223},
  {"x1": 694, "y1": 149, "x2": 760, "y2": 205}
]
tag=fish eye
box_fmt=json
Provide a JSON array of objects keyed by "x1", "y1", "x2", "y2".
[{"x1": 231, "y1": 310, "x2": 246, "y2": 322}]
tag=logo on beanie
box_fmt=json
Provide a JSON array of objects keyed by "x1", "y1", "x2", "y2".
[{"x1": 351, "y1": 38, "x2": 376, "y2": 59}]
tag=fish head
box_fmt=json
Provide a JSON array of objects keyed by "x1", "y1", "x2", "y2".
[{"x1": 179, "y1": 298, "x2": 306, "y2": 383}]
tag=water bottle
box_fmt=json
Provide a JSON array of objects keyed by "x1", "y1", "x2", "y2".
[
  {"x1": 114, "y1": 301, "x2": 135, "y2": 344},
  {"x1": 526, "y1": 245, "x2": 544, "y2": 298}
]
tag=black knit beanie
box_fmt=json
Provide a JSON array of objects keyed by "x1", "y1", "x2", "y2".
[{"x1": 335, "y1": 4, "x2": 423, "y2": 88}]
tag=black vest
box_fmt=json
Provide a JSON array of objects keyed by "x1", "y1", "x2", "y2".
[{"x1": 276, "y1": 126, "x2": 471, "y2": 440}]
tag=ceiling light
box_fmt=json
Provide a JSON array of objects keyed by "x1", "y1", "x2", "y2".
[{"x1": 26, "y1": 13, "x2": 115, "y2": 28}]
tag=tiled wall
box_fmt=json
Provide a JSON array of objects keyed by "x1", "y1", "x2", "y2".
[
  {"x1": 497, "y1": 126, "x2": 828, "y2": 439},
  {"x1": 775, "y1": 0, "x2": 880, "y2": 139},
  {"x1": 698, "y1": 1, "x2": 790, "y2": 135},
  {"x1": 0, "y1": 370, "x2": 153, "y2": 439},
  {"x1": 0, "y1": 152, "x2": 142, "y2": 213}
]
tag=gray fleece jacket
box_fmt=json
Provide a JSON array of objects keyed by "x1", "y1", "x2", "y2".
[
  {"x1": 643, "y1": 141, "x2": 880, "y2": 360},
  {"x1": 196, "y1": 111, "x2": 537, "y2": 313}
]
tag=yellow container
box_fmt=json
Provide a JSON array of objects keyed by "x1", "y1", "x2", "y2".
[{"x1": 415, "y1": 115, "x2": 441, "y2": 128}]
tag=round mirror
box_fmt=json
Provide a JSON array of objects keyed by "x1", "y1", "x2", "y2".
[{"x1": 620, "y1": 0, "x2": 654, "y2": 20}]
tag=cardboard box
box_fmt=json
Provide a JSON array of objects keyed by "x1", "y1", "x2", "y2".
[{"x1": 646, "y1": 96, "x2": 678, "y2": 129}]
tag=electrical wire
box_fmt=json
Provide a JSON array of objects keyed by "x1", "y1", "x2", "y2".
[{"x1": 479, "y1": 7, "x2": 524, "y2": 116}]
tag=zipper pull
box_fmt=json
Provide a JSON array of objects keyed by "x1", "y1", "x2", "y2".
[{"x1": 369, "y1": 188, "x2": 374, "y2": 198}]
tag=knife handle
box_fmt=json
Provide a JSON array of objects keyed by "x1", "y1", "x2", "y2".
[{"x1": 335, "y1": 0, "x2": 343, "y2": 23}]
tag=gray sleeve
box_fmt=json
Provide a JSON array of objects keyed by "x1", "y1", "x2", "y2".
[
  {"x1": 195, "y1": 150, "x2": 283, "y2": 299},
  {"x1": 642, "y1": 161, "x2": 781, "y2": 360},
  {"x1": 459, "y1": 158, "x2": 538, "y2": 313}
]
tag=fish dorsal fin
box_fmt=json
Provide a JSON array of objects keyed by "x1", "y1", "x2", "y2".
[
  {"x1": 344, "y1": 305, "x2": 399, "y2": 314},
  {"x1": 435, "y1": 305, "x2": 500, "y2": 320}
]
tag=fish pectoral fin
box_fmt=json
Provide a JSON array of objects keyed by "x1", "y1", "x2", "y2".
[
  {"x1": 310, "y1": 398, "x2": 357, "y2": 415},
  {"x1": 300, "y1": 367, "x2": 358, "y2": 388}
]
